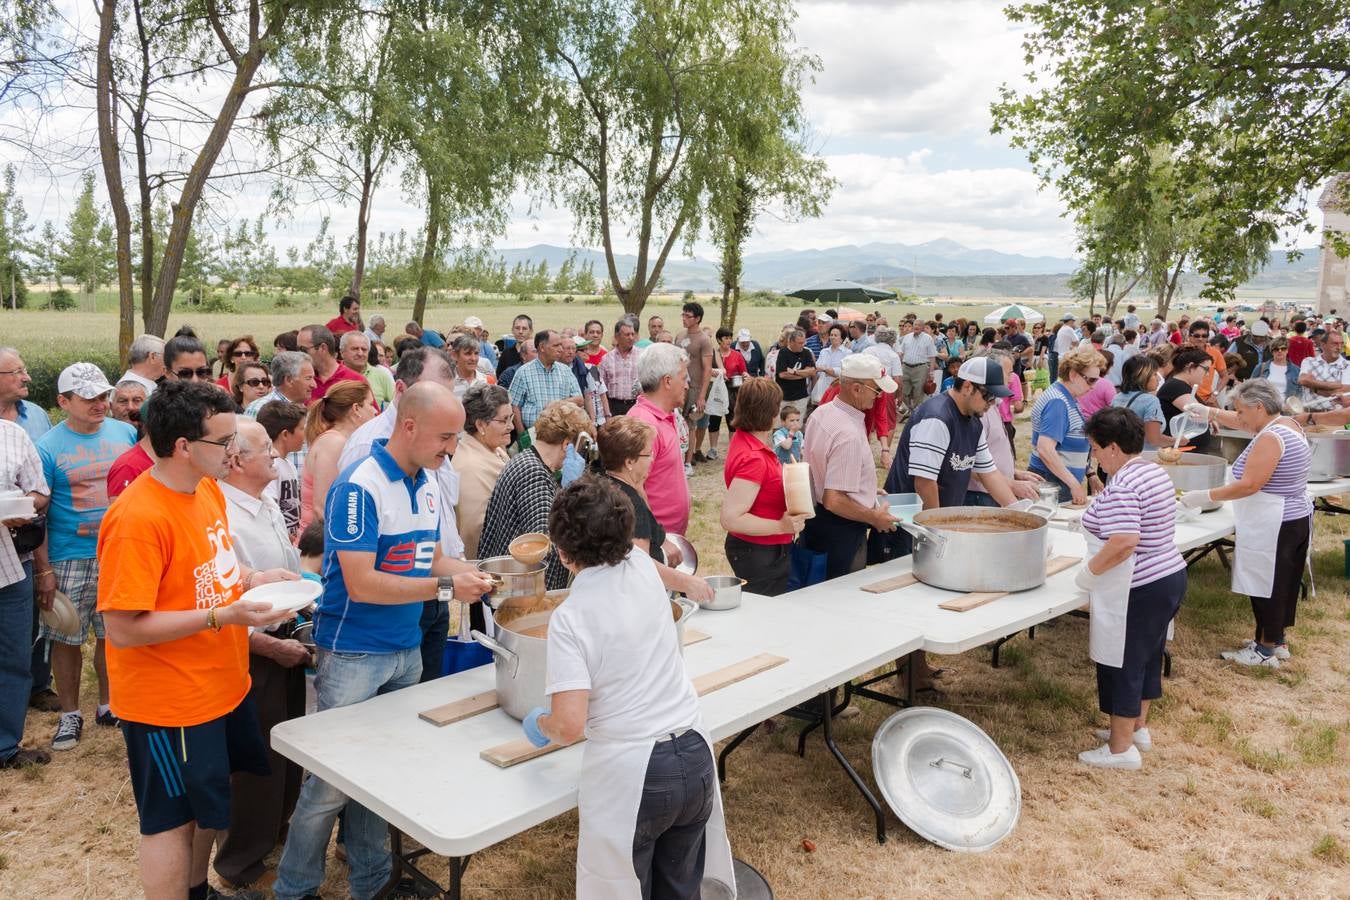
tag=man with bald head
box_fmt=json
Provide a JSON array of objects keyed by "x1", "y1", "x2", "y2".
[
  {"x1": 273, "y1": 381, "x2": 494, "y2": 900},
  {"x1": 215, "y1": 420, "x2": 311, "y2": 887}
]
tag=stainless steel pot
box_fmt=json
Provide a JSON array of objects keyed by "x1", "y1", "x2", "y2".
[
  {"x1": 1213, "y1": 428, "x2": 1253, "y2": 465},
  {"x1": 899, "y1": 508, "x2": 1049, "y2": 593},
  {"x1": 1142, "y1": 451, "x2": 1226, "y2": 511},
  {"x1": 477, "y1": 556, "x2": 546, "y2": 609},
  {"x1": 1306, "y1": 430, "x2": 1350, "y2": 481},
  {"x1": 696, "y1": 576, "x2": 743, "y2": 611},
  {"x1": 474, "y1": 591, "x2": 698, "y2": 720}
]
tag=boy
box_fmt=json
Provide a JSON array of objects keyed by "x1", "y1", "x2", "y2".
[{"x1": 773, "y1": 406, "x2": 803, "y2": 464}]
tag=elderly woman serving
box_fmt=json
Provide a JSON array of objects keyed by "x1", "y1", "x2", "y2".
[
  {"x1": 1181, "y1": 379, "x2": 1312, "y2": 667},
  {"x1": 1075, "y1": 408, "x2": 1188, "y2": 770},
  {"x1": 522, "y1": 477, "x2": 735, "y2": 898}
]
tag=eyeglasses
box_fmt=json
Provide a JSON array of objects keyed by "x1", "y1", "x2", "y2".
[
  {"x1": 232, "y1": 349, "x2": 258, "y2": 359},
  {"x1": 490, "y1": 415, "x2": 513, "y2": 426},
  {"x1": 243, "y1": 377, "x2": 273, "y2": 388},
  {"x1": 174, "y1": 367, "x2": 214, "y2": 380},
  {"x1": 853, "y1": 381, "x2": 882, "y2": 395},
  {"x1": 0, "y1": 367, "x2": 28, "y2": 377},
  {"x1": 191, "y1": 433, "x2": 237, "y2": 450},
  {"x1": 1079, "y1": 374, "x2": 1099, "y2": 386}
]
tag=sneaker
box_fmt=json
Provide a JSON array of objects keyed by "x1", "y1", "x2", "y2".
[
  {"x1": 1224, "y1": 645, "x2": 1279, "y2": 668},
  {"x1": 1273, "y1": 644, "x2": 1291, "y2": 660},
  {"x1": 29, "y1": 688, "x2": 61, "y2": 712},
  {"x1": 693, "y1": 451, "x2": 708, "y2": 463},
  {"x1": 683, "y1": 463, "x2": 694, "y2": 476},
  {"x1": 836, "y1": 704, "x2": 862, "y2": 720},
  {"x1": 1223, "y1": 639, "x2": 1291, "y2": 661},
  {"x1": 706, "y1": 447, "x2": 718, "y2": 460},
  {"x1": 52, "y1": 712, "x2": 83, "y2": 751},
  {"x1": 1094, "y1": 727, "x2": 1152, "y2": 751},
  {"x1": 1077, "y1": 742, "x2": 1142, "y2": 770},
  {"x1": 1, "y1": 747, "x2": 53, "y2": 768},
  {"x1": 95, "y1": 709, "x2": 120, "y2": 728}
]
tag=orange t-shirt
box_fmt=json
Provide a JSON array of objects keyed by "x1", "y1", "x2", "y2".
[
  {"x1": 1195, "y1": 345, "x2": 1227, "y2": 401},
  {"x1": 97, "y1": 473, "x2": 250, "y2": 727}
]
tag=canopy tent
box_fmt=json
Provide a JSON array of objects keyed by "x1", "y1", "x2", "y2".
[
  {"x1": 787, "y1": 280, "x2": 897, "y2": 304},
  {"x1": 983, "y1": 303, "x2": 1045, "y2": 325}
]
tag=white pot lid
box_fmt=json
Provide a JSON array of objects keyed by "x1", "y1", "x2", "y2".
[{"x1": 871, "y1": 707, "x2": 1020, "y2": 853}]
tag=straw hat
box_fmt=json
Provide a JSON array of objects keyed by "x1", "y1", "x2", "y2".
[{"x1": 40, "y1": 590, "x2": 80, "y2": 637}]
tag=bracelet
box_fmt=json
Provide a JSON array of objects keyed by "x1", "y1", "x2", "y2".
[
  {"x1": 207, "y1": 607, "x2": 221, "y2": 632},
  {"x1": 243, "y1": 570, "x2": 256, "y2": 592},
  {"x1": 35, "y1": 569, "x2": 54, "y2": 578}
]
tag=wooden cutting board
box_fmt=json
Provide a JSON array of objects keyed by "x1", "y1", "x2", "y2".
[
  {"x1": 860, "y1": 573, "x2": 920, "y2": 594},
  {"x1": 936, "y1": 556, "x2": 1082, "y2": 612},
  {"x1": 480, "y1": 652, "x2": 788, "y2": 769}
]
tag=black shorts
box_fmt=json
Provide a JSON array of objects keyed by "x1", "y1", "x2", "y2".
[{"x1": 121, "y1": 695, "x2": 271, "y2": 836}]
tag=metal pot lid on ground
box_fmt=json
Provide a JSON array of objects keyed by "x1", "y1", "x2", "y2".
[{"x1": 871, "y1": 707, "x2": 1020, "y2": 853}]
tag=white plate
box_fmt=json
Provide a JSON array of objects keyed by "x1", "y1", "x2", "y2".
[{"x1": 240, "y1": 579, "x2": 321, "y2": 614}]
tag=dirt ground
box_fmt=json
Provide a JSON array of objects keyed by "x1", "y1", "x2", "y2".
[{"x1": 2, "y1": 443, "x2": 1348, "y2": 898}]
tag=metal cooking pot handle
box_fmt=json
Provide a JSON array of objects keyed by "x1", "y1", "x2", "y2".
[
  {"x1": 899, "y1": 521, "x2": 947, "y2": 557},
  {"x1": 929, "y1": 757, "x2": 973, "y2": 779},
  {"x1": 1026, "y1": 500, "x2": 1058, "y2": 519},
  {"x1": 470, "y1": 629, "x2": 518, "y2": 678}
]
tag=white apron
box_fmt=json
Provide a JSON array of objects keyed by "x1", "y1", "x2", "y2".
[
  {"x1": 576, "y1": 718, "x2": 736, "y2": 899},
  {"x1": 1230, "y1": 491, "x2": 1285, "y2": 598},
  {"x1": 1083, "y1": 531, "x2": 1135, "y2": 668}
]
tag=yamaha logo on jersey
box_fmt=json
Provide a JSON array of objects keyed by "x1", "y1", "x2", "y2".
[{"x1": 330, "y1": 484, "x2": 365, "y2": 544}]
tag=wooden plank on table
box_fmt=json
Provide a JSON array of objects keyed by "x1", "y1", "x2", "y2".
[
  {"x1": 860, "y1": 573, "x2": 920, "y2": 593},
  {"x1": 418, "y1": 691, "x2": 499, "y2": 727},
  {"x1": 682, "y1": 628, "x2": 711, "y2": 647},
  {"x1": 938, "y1": 591, "x2": 1008, "y2": 612},
  {"x1": 1046, "y1": 555, "x2": 1082, "y2": 577},
  {"x1": 480, "y1": 653, "x2": 789, "y2": 769}
]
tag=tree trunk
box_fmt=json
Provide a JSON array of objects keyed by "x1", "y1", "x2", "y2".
[
  {"x1": 411, "y1": 182, "x2": 441, "y2": 326},
  {"x1": 348, "y1": 154, "x2": 375, "y2": 299},
  {"x1": 132, "y1": 0, "x2": 154, "y2": 317},
  {"x1": 95, "y1": 0, "x2": 136, "y2": 365},
  {"x1": 144, "y1": 7, "x2": 286, "y2": 336},
  {"x1": 1157, "y1": 251, "x2": 1187, "y2": 321}
]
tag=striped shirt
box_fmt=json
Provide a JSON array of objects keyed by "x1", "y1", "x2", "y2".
[
  {"x1": 1232, "y1": 423, "x2": 1313, "y2": 522},
  {"x1": 1081, "y1": 460, "x2": 1185, "y2": 587},
  {"x1": 598, "y1": 346, "x2": 640, "y2": 401},
  {"x1": 803, "y1": 397, "x2": 877, "y2": 508},
  {"x1": 507, "y1": 359, "x2": 582, "y2": 428},
  {"x1": 1029, "y1": 382, "x2": 1090, "y2": 484}
]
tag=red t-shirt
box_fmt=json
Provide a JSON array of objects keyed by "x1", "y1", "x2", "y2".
[
  {"x1": 311, "y1": 364, "x2": 367, "y2": 402},
  {"x1": 584, "y1": 348, "x2": 607, "y2": 366},
  {"x1": 326, "y1": 315, "x2": 358, "y2": 336},
  {"x1": 723, "y1": 429, "x2": 790, "y2": 545},
  {"x1": 107, "y1": 443, "x2": 154, "y2": 500},
  {"x1": 723, "y1": 351, "x2": 748, "y2": 378},
  {"x1": 1168, "y1": 330, "x2": 1183, "y2": 346},
  {"x1": 1288, "y1": 335, "x2": 1315, "y2": 367}
]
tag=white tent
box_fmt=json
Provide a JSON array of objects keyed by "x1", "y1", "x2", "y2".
[{"x1": 984, "y1": 303, "x2": 1045, "y2": 325}]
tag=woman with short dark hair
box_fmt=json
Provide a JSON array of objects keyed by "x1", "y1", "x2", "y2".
[
  {"x1": 1157, "y1": 348, "x2": 1215, "y2": 453},
  {"x1": 719, "y1": 377, "x2": 806, "y2": 595},
  {"x1": 215, "y1": 335, "x2": 260, "y2": 390},
  {"x1": 1110, "y1": 355, "x2": 1165, "y2": 449},
  {"x1": 520, "y1": 476, "x2": 736, "y2": 898},
  {"x1": 230, "y1": 361, "x2": 272, "y2": 412},
  {"x1": 1075, "y1": 407, "x2": 1187, "y2": 770}
]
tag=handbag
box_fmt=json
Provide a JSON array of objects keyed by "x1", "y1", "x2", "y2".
[
  {"x1": 787, "y1": 538, "x2": 828, "y2": 590},
  {"x1": 9, "y1": 514, "x2": 45, "y2": 555},
  {"x1": 705, "y1": 373, "x2": 730, "y2": 417}
]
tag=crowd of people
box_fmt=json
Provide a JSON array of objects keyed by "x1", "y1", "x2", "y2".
[{"x1": 0, "y1": 295, "x2": 1342, "y2": 895}]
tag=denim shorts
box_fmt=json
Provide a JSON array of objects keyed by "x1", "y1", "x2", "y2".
[{"x1": 39, "y1": 557, "x2": 103, "y2": 645}]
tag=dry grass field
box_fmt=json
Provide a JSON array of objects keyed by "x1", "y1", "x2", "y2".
[{"x1": 1, "y1": 306, "x2": 1347, "y2": 898}]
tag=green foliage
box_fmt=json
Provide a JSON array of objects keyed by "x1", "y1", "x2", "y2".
[
  {"x1": 56, "y1": 172, "x2": 112, "y2": 295},
  {"x1": 991, "y1": 0, "x2": 1350, "y2": 293},
  {"x1": 0, "y1": 164, "x2": 32, "y2": 309},
  {"x1": 49, "y1": 287, "x2": 74, "y2": 310}
]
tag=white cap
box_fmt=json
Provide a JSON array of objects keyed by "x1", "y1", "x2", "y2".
[
  {"x1": 57, "y1": 362, "x2": 114, "y2": 400},
  {"x1": 956, "y1": 356, "x2": 1013, "y2": 397},
  {"x1": 818, "y1": 314, "x2": 833, "y2": 324},
  {"x1": 463, "y1": 315, "x2": 484, "y2": 329},
  {"x1": 841, "y1": 353, "x2": 898, "y2": 393},
  {"x1": 1250, "y1": 320, "x2": 1270, "y2": 337},
  {"x1": 737, "y1": 329, "x2": 752, "y2": 342}
]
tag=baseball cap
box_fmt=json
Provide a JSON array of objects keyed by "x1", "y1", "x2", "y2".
[
  {"x1": 1060, "y1": 313, "x2": 1077, "y2": 322},
  {"x1": 737, "y1": 328, "x2": 752, "y2": 342},
  {"x1": 956, "y1": 356, "x2": 1013, "y2": 398},
  {"x1": 463, "y1": 315, "x2": 484, "y2": 329},
  {"x1": 841, "y1": 354, "x2": 898, "y2": 393},
  {"x1": 1250, "y1": 320, "x2": 1270, "y2": 337},
  {"x1": 57, "y1": 362, "x2": 114, "y2": 400},
  {"x1": 818, "y1": 314, "x2": 833, "y2": 324},
  {"x1": 573, "y1": 335, "x2": 592, "y2": 348}
]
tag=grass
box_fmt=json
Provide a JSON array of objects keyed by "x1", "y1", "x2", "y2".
[
  {"x1": 1312, "y1": 835, "x2": 1347, "y2": 865},
  {"x1": 1240, "y1": 795, "x2": 1278, "y2": 819}
]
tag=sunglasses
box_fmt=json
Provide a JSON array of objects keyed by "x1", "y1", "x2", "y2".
[
  {"x1": 243, "y1": 377, "x2": 273, "y2": 388},
  {"x1": 175, "y1": 367, "x2": 214, "y2": 380},
  {"x1": 1080, "y1": 374, "x2": 1100, "y2": 386},
  {"x1": 232, "y1": 349, "x2": 258, "y2": 358}
]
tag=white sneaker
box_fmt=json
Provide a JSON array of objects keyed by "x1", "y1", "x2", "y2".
[
  {"x1": 683, "y1": 463, "x2": 694, "y2": 477},
  {"x1": 1094, "y1": 727, "x2": 1152, "y2": 751},
  {"x1": 1223, "y1": 639, "x2": 1291, "y2": 661},
  {"x1": 1224, "y1": 645, "x2": 1279, "y2": 668},
  {"x1": 706, "y1": 447, "x2": 718, "y2": 460},
  {"x1": 1078, "y1": 742, "x2": 1142, "y2": 770},
  {"x1": 1272, "y1": 643, "x2": 1291, "y2": 660}
]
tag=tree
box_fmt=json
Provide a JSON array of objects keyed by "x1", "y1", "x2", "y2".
[
  {"x1": 991, "y1": 0, "x2": 1350, "y2": 295},
  {"x1": 57, "y1": 172, "x2": 113, "y2": 295},
  {"x1": 0, "y1": 165, "x2": 32, "y2": 309},
  {"x1": 537, "y1": 0, "x2": 811, "y2": 316}
]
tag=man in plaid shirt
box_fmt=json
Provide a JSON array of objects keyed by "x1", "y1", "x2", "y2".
[
  {"x1": 599, "y1": 317, "x2": 642, "y2": 417},
  {"x1": 508, "y1": 330, "x2": 583, "y2": 434}
]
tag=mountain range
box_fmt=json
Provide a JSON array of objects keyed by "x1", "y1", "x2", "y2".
[{"x1": 488, "y1": 239, "x2": 1321, "y2": 296}]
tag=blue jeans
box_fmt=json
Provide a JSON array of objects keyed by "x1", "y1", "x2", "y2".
[
  {"x1": 272, "y1": 646, "x2": 422, "y2": 900},
  {"x1": 1, "y1": 562, "x2": 33, "y2": 762},
  {"x1": 963, "y1": 491, "x2": 1000, "y2": 508},
  {"x1": 418, "y1": 599, "x2": 448, "y2": 684},
  {"x1": 632, "y1": 730, "x2": 716, "y2": 898},
  {"x1": 1048, "y1": 351, "x2": 1059, "y2": 383}
]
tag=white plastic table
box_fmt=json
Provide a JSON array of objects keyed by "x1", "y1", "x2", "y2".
[{"x1": 271, "y1": 594, "x2": 924, "y2": 895}]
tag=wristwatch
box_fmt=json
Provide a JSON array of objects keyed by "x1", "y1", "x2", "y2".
[{"x1": 437, "y1": 576, "x2": 456, "y2": 600}]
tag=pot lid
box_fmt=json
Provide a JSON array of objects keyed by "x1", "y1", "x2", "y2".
[{"x1": 871, "y1": 707, "x2": 1020, "y2": 853}]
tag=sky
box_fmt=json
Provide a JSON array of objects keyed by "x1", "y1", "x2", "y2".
[{"x1": 0, "y1": 0, "x2": 1328, "y2": 265}]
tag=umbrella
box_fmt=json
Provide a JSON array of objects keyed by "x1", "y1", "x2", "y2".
[
  {"x1": 832, "y1": 306, "x2": 867, "y2": 322},
  {"x1": 787, "y1": 280, "x2": 897, "y2": 304},
  {"x1": 983, "y1": 303, "x2": 1044, "y2": 325}
]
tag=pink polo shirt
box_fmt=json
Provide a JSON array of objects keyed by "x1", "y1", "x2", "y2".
[
  {"x1": 803, "y1": 397, "x2": 877, "y2": 509},
  {"x1": 627, "y1": 395, "x2": 690, "y2": 535}
]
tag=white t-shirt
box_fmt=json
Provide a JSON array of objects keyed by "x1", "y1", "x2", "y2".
[
  {"x1": 1053, "y1": 325, "x2": 1078, "y2": 356},
  {"x1": 863, "y1": 343, "x2": 902, "y2": 378},
  {"x1": 1267, "y1": 363, "x2": 1288, "y2": 399},
  {"x1": 545, "y1": 550, "x2": 699, "y2": 742},
  {"x1": 263, "y1": 454, "x2": 302, "y2": 539}
]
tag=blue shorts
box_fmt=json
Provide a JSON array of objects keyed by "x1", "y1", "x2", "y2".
[{"x1": 120, "y1": 696, "x2": 270, "y2": 835}]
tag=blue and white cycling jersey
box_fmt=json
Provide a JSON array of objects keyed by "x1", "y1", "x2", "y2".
[{"x1": 314, "y1": 438, "x2": 439, "y2": 653}]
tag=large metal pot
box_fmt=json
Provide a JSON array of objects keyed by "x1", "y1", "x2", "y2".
[
  {"x1": 899, "y1": 508, "x2": 1049, "y2": 593},
  {"x1": 1213, "y1": 428, "x2": 1253, "y2": 465},
  {"x1": 473, "y1": 591, "x2": 698, "y2": 720},
  {"x1": 1306, "y1": 430, "x2": 1350, "y2": 481},
  {"x1": 1142, "y1": 451, "x2": 1226, "y2": 512},
  {"x1": 477, "y1": 556, "x2": 545, "y2": 609}
]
